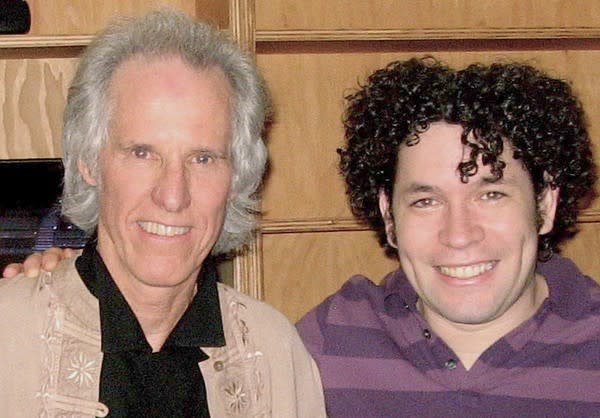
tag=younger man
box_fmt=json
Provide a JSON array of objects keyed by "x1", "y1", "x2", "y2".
[{"x1": 297, "y1": 58, "x2": 600, "y2": 416}]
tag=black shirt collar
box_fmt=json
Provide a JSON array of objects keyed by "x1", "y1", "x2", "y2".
[{"x1": 75, "y1": 238, "x2": 226, "y2": 353}]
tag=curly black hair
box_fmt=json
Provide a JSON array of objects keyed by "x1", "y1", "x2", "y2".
[{"x1": 339, "y1": 57, "x2": 596, "y2": 260}]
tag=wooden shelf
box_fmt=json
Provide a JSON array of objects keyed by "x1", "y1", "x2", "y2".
[
  {"x1": 0, "y1": 35, "x2": 93, "y2": 49},
  {"x1": 256, "y1": 27, "x2": 600, "y2": 43}
]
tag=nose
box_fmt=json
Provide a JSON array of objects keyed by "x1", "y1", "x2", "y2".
[
  {"x1": 438, "y1": 204, "x2": 484, "y2": 249},
  {"x1": 151, "y1": 162, "x2": 192, "y2": 212}
]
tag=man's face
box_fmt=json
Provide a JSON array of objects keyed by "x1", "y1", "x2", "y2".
[
  {"x1": 379, "y1": 122, "x2": 558, "y2": 328},
  {"x1": 80, "y1": 56, "x2": 232, "y2": 291}
]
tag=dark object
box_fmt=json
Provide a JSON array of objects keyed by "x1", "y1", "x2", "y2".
[
  {"x1": 0, "y1": 159, "x2": 87, "y2": 270},
  {"x1": 0, "y1": 0, "x2": 30, "y2": 34}
]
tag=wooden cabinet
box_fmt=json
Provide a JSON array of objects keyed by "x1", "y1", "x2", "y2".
[{"x1": 2, "y1": 1, "x2": 600, "y2": 321}]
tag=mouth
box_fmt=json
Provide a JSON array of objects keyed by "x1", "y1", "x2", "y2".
[
  {"x1": 437, "y1": 261, "x2": 496, "y2": 279},
  {"x1": 137, "y1": 221, "x2": 191, "y2": 237}
]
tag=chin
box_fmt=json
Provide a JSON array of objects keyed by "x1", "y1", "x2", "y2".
[{"x1": 135, "y1": 260, "x2": 196, "y2": 286}]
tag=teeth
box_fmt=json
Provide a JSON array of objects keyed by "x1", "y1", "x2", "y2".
[
  {"x1": 138, "y1": 221, "x2": 190, "y2": 237},
  {"x1": 439, "y1": 262, "x2": 494, "y2": 278}
]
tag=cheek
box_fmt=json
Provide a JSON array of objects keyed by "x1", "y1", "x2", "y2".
[
  {"x1": 98, "y1": 169, "x2": 151, "y2": 216},
  {"x1": 394, "y1": 213, "x2": 439, "y2": 247},
  {"x1": 192, "y1": 175, "x2": 232, "y2": 212}
]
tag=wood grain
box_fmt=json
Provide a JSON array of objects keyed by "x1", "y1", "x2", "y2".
[
  {"x1": 262, "y1": 230, "x2": 398, "y2": 322},
  {"x1": 0, "y1": 58, "x2": 78, "y2": 158},
  {"x1": 256, "y1": 0, "x2": 600, "y2": 32},
  {"x1": 27, "y1": 0, "x2": 197, "y2": 35}
]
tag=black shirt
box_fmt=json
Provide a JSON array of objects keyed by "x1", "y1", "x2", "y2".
[{"x1": 75, "y1": 240, "x2": 226, "y2": 417}]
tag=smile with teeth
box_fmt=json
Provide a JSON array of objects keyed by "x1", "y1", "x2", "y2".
[
  {"x1": 438, "y1": 262, "x2": 495, "y2": 279},
  {"x1": 138, "y1": 221, "x2": 190, "y2": 237}
]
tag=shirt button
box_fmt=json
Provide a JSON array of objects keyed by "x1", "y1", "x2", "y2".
[
  {"x1": 445, "y1": 359, "x2": 457, "y2": 370},
  {"x1": 422, "y1": 329, "x2": 431, "y2": 339},
  {"x1": 214, "y1": 361, "x2": 224, "y2": 371}
]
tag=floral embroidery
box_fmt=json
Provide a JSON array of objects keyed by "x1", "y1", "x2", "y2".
[
  {"x1": 223, "y1": 379, "x2": 250, "y2": 413},
  {"x1": 204, "y1": 287, "x2": 271, "y2": 417},
  {"x1": 66, "y1": 351, "x2": 98, "y2": 388}
]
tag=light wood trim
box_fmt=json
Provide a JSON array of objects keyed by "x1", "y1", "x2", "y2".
[
  {"x1": 0, "y1": 35, "x2": 93, "y2": 48},
  {"x1": 256, "y1": 27, "x2": 600, "y2": 42},
  {"x1": 228, "y1": 0, "x2": 255, "y2": 52},
  {"x1": 233, "y1": 232, "x2": 264, "y2": 300},
  {"x1": 3, "y1": 26, "x2": 599, "y2": 50},
  {"x1": 261, "y1": 218, "x2": 366, "y2": 234},
  {"x1": 575, "y1": 209, "x2": 600, "y2": 223},
  {"x1": 230, "y1": 7, "x2": 258, "y2": 297},
  {"x1": 228, "y1": 0, "x2": 261, "y2": 296}
]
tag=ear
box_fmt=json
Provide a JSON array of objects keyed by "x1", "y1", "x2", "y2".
[
  {"x1": 537, "y1": 184, "x2": 559, "y2": 235},
  {"x1": 77, "y1": 160, "x2": 98, "y2": 186},
  {"x1": 378, "y1": 189, "x2": 398, "y2": 249}
]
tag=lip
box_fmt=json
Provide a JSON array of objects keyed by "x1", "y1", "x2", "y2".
[
  {"x1": 435, "y1": 261, "x2": 498, "y2": 285},
  {"x1": 137, "y1": 221, "x2": 191, "y2": 238}
]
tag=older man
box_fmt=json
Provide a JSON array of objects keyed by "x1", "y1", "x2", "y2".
[
  {"x1": 0, "y1": 10, "x2": 325, "y2": 417},
  {"x1": 297, "y1": 58, "x2": 600, "y2": 416}
]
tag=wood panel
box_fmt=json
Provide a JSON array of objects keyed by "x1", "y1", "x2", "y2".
[
  {"x1": 195, "y1": 0, "x2": 229, "y2": 29},
  {"x1": 0, "y1": 58, "x2": 78, "y2": 159},
  {"x1": 26, "y1": 1, "x2": 197, "y2": 35},
  {"x1": 262, "y1": 230, "x2": 398, "y2": 322},
  {"x1": 256, "y1": 0, "x2": 600, "y2": 33},
  {"x1": 258, "y1": 49, "x2": 600, "y2": 222},
  {"x1": 561, "y1": 222, "x2": 600, "y2": 283}
]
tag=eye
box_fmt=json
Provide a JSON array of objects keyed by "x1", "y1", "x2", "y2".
[
  {"x1": 481, "y1": 191, "x2": 506, "y2": 201},
  {"x1": 411, "y1": 198, "x2": 439, "y2": 208},
  {"x1": 131, "y1": 146, "x2": 153, "y2": 159},
  {"x1": 191, "y1": 152, "x2": 215, "y2": 165}
]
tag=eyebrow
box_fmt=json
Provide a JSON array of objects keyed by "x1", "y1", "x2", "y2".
[
  {"x1": 190, "y1": 147, "x2": 229, "y2": 158},
  {"x1": 400, "y1": 183, "x2": 441, "y2": 195},
  {"x1": 399, "y1": 174, "x2": 520, "y2": 195},
  {"x1": 479, "y1": 174, "x2": 519, "y2": 186}
]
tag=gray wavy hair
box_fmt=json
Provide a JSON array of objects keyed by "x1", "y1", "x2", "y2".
[{"x1": 61, "y1": 9, "x2": 268, "y2": 254}]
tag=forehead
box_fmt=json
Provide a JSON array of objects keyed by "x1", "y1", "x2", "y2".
[
  {"x1": 394, "y1": 122, "x2": 530, "y2": 189},
  {"x1": 106, "y1": 55, "x2": 232, "y2": 148},
  {"x1": 110, "y1": 54, "x2": 231, "y2": 98}
]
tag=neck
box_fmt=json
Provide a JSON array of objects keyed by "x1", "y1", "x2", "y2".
[
  {"x1": 421, "y1": 273, "x2": 549, "y2": 370},
  {"x1": 119, "y1": 280, "x2": 197, "y2": 352},
  {"x1": 94, "y1": 232, "x2": 203, "y2": 352}
]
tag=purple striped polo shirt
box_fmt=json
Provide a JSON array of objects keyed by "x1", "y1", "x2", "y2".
[{"x1": 297, "y1": 255, "x2": 600, "y2": 417}]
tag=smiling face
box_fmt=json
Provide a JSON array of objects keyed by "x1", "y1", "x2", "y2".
[
  {"x1": 379, "y1": 122, "x2": 558, "y2": 329},
  {"x1": 79, "y1": 56, "x2": 232, "y2": 292}
]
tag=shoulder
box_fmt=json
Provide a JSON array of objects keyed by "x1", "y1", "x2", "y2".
[
  {"x1": 0, "y1": 271, "x2": 39, "y2": 298},
  {"x1": 0, "y1": 258, "x2": 94, "y2": 321},
  {"x1": 214, "y1": 282, "x2": 321, "y2": 382},
  {"x1": 0, "y1": 272, "x2": 41, "y2": 317},
  {"x1": 207, "y1": 284, "x2": 326, "y2": 417},
  {"x1": 216, "y1": 283, "x2": 300, "y2": 342},
  {"x1": 304, "y1": 273, "x2": 387, "y2": 318},
  {"x1": 0, "y1": 259, "x2": 82, "y2": 307},
  {"x1": 298, "y1": 271, "x2": 395, "y2": 325},
  {"x1": 296, "y1": 271, "x2": 399, "y2": 355},
  {"x1": 538, "y1": 254, "x2": 600, "y2": 318}
]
